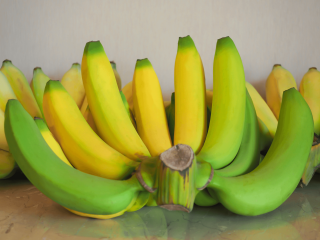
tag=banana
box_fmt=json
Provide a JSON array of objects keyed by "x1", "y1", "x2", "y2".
[
  {"x1": 0, "y1": 71, "x2": 17, "y2": 112},
  {"x1": 43, "y1": 80, "x2": 138, "y2": 180},
  {"x1": 0, "y1": 110, "x2": 9, "y2": 151},
  {"x1": 258, "y1": 117, "x2": 274, "y2": 152},
  {"x1": 4, "y1": 99, "x2": 145, "y2": 218},
  {"x1": 61, "y1": 63, "x2": 85, "y2": 108},
  {"x1": 163, "y1": 101, "x2": 171, "y2": 108},
  {"x1": 197, "y1": 36, "x2": 246, "y2": 169},
  {"x1": 34, "y1": 118, "x2": 72, "y2": 167},
  {"x1": 81, "y1": 41, "x2": 150, "y2": 160},
  {"x1": 122, "y1": 81, "x2": 133, "y2": 112},
  {"x1": 174, "y1": 35, "x2": 206, "y2": 153},
  {"x1": 0, "y1": 149, "x2": 17, "y2": 179},
  {"x1": 194, "y1": 189, "x2": 219, "y2": 207},
  {"x1": 246, "y1": 82, "x2": 277, "y2": 138},
  {"x1": 215, "y1": 90, "x2": 260, "y2": 177},
  {"x1": 205, "y1": 89, "x2": 213, "y2": 109},
  {"x1": 30, "y1": 67, "x2": 50, "y2": 117},
  {"x1": 133, "y1": 58, "x2": 172, "y2": 157},
  {"x1": 166, "y1": 92, "x2": 211, "y2": 143},
  {"x1": 0, "y1": 60, "x2": 42, "y2": 118},
  {"x1": 120, "y1": 91, "x2": 137, "y2": 129},
  {"x1": 110, "y1": 61, "x2": 122, "y2": 91},
  {"x1": 207, "y1": 88, "x2": 313, "y2": 216},
  {"x1": 266, "y1": 64, "x2": 297, "y2": 119},
  {"x1": 299, "y1": 67, "x2": 320, "y2": 135},
  {"x1": 80, "y1": 96, "x2": 99, "y2": 134}
]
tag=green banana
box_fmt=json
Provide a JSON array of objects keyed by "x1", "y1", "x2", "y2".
[
  {"x1": 165, "y1": 92, "x2": 211, "y2": 142},
  {"x1": 207, "y1": 88, "x2": 313, "y2": 216},
  {"x1": 194, "y1": 189, "x2": 219, "y2": 207},
  {"x1": 4, "y1": 99, "x2": 146, "y2": 216},
  {"x1": 214, "y1": 90, "x2": 260, "y2": 177}
]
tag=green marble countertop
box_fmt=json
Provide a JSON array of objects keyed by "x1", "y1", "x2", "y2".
[{"x1": 1, "y1": 172, "x2": 320, "y2": 240}]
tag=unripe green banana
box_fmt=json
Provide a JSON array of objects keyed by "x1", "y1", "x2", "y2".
[
  {"x1": 197, "y1": 37, "x2": 246, "y2": 169},
  {"x1": 194, "y1": 189, "x2": 219, "y2": 207},
  {"x1": 207, "y1": 88, "x2": 313, "y2": 216},
  {"x1": 4, "y1": 99, "x2": 145, "y2": 216}
]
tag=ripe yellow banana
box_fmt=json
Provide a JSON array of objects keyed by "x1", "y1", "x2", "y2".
[
  {"x1": 80, "y1": 96, "x2": 99, "y2": 134},
  {"x1": 266, "y1": 64, "x2": 297, "y2": 119},
  {"x1": 300, "y1": 67, "x2": 320, "y2": 135},
  {"x1": 0, "y1": 60, "x2": 42, "y2": 118},
  {"x1": 122, "y1": 81, "x2": 133, "y2": 112},
  {"x1": 133, "y1": 58, "x2": 172, "y2": 157},
  {"x1": 0, "y1": 71, "x2": 17, "y2": 112},
  {"x1": 43, "y1": 80, "x2": 138, "y2": 180},
  {"x1": 174, "y1": 35, "x2": 207, "y2": 153},
  {"x1": 197, "y1": 36, "x2": 246, "y2": 169},
  {"x1": 81, "y1": 41, "x2": 150, "y2": 160},
  {"x1": 110, "y1": 61, "x2": 122, "y2": 91},
  {"x1": 0, "y1": 110, "x2": 9, "y2": 152},
  {"x1": 0, "y1": 149, "x2": 16, "y2": 179},
  {"x1": 30, "y1": 67, "x2": 50, "y2": 118},
  {"x1": 61, "y1": 63, "x2": 85, "y2": 108}
]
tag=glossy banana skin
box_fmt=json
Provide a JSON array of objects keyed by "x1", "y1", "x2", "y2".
[
  {"x1": 133, "y1": 59, "x2": 172, "y2": 157},
  {"x1": 174, "y1": 36, "x2": 207, "y2": 153},
  {"x1": 266, "y1": 64, "x2": 297, "y2": 120},
  {"x1": 197, "y1": 37, "x2": 246, "y2": 169},
  {"x1": 43, "y1": 80, "x2": 138, "y2": 180},
  {"x1": 0, "y1": 60, "x2": 42, "y2": 118},
  {"x1": 215, "y1": 91, "x2": 260, "y2": 177},
  {"x1": 31, "y1": 67, "x2": 50, "y2": 118},
  {"x1": 300, "y1": 67, "x2": 320, "y2": 135},
  {"x1": 61, "y1": 63, "x2": 86, "y2": 108},
  {"x1": 207, "y1": 88, "x2": 313, "y2": 216},
  {"x1": 4, "y1": 99, "x2": 145, "y2": 215},
  {"x1": 81, "y1": 41, "x2": 150, "y2": 160},
  {"x1": 0, "y1": 71, "x2": 17, "y2": 112}
]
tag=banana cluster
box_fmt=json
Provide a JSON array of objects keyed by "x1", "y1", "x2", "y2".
[{"x1": 0, "y1": 36, "x2": 316, "y2": 219}]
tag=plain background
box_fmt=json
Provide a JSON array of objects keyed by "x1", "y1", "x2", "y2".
[{"x1": 1, "y1": 0, "x2": 319, "y2": 100}]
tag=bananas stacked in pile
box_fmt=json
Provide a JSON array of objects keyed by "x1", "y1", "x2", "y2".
[{"x1": 0, "y1": 36, "x2": 316, "y2": 219}]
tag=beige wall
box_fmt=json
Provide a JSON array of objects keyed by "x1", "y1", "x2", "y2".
[{"x1": 1, "y1": 0, "x2": 319, "y2": 100}]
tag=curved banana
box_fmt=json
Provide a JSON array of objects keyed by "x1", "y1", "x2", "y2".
[
  {"x1": 61, "y1": 63, "x2": 85, "y2": 108},
  {"x1": 0, "y1": 71, "x2": 17, "y2": 112},
  {"x1": 194, "y1": 189, "x2": 219, "y2": 207},
  {"x1": 0, "y1": 60, "x2": 42, "y2": 118},
  {"x1": 0, "y1": 110, "x2": 9, "y2": 152},
  {"x1": 266, "y1": 64, "x2": 297, "y2": 119},
  {"x1": 258, "y1": 117, "x2": 274, "y2": 152},
  {"x1": 30, "y1": 67, "x2": 50, "y2": 117},
  {"x1": 120, "y1": 91, "x2": 136, "y2": 129},
  {"x1": 133, "y1": 59, "x2": 172, "y2": 156},
  {"x1": 197, "y1": 36, "x2": 246, "y2": 169},
  {"x1": 174, "y1": 35, "x2": 206, "y2": 153},
  {"x1": 80, "y1": 96, "x2": 99, "y2": 134},
  {"x1": 43, "y1": 80, "x2": 138, "y2": 180},
  {"x1": 299, "y1": 67, "x2": 320, "y2": 135},
  {"x1": 0, "y1": 149, "x2": 17, "y2": 179},
  {"x1": 122, "y1": 81, "x2": 133, "y2": 112},
  {"x1": 34, "y1": 118, "x2": 72, "y2": 167},
  {"x1": 207, "y1": 88, "x2": 313, "y2": 216},
  {"x1": 5, "y1": 99, "x2": 144, "y2": 218},
  {"x1": 246, "y1": 82, "x2": 277, "y2": 138},
  {"x1": 81, "y1": 41, "x2": 150, "y2": 160},
  {"x1": 110, "y1": 61, "x2": 122, "y2": 91},
  {"x1": 215, "y1": 90, "x2": 260, "y2": 177}
]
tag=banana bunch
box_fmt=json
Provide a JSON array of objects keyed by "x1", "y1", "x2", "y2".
[{"x1": 2, "y1": 35, "x2": 315, "y2": 219}]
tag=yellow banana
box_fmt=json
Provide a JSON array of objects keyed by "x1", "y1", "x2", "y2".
[
  {"x1": 81, "y1": 41, "x2": 150, "y2": 160},
  {"x1": 205, "y1": 89, "x2": 213, "y2": 109},
  {"x1": 0, "y1": 149, "x2": 16, "y2": 179},
  {"x1": 30, "y1": 67, "x2": 50, "y2": 117},
  {"x1": 300, "y1": 67, "x2": 320, "y2": 135},
  {"x1": 197, "y1": 36, "x2": 246, "y2": 169},
  {"x1": 61, "y1": 63, "x2": 85, "y2": 108},
  {"x1": 266, "y1": 64, "x2": 297, "y2": 119},
  {"x1": 133, "y1": 58, "x2": 172, "y2": 157},
  {"x1": 43, "y1": 80, "x2": 138, "y2": 180},
  {"x1": 174, "y1": 35, "x2": 206, "y2": 153},
  {"x1": 0, "y1": 60, "x2": 42, "y2": 118},
  {"x1": 122, "y1": 81, "x2": 134, "y2": 112},
  {"x1": 80, "y1": 96, "x2": 99, "y2": 134},
  {"x1": 0, "y1": 71, "x2": 17, "y2": 112},
  {"x1": 110, "y1": 61, "x2": 122, "y2": 91},
  {"x1": 0, "y1": 109, "x2": 9, "y2": 152}
]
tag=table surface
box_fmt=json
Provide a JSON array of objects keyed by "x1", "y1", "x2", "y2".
[{"x1": 1, "y1": 172, "x2": 320, "y2": 240}]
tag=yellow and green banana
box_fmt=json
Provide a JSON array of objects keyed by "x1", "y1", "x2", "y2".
[
  {"x1": 81, "y1": 41, "x2": 150, "y2": 160},
  {"x1": 174, "y1": 36, "x2": 207, "y2": 154},
  {"x1": 0, "y1": 71, "x2": 17, "y2": 112},
  {"x1": 110, "y1": 61, "x2": 122, "y2": 91},
  {"x1": 133, "y1": 58, "x2": 172, "y2": 157},
  {"x1": 197, "y1": 36, "x2": 246, "y2": 169},
  {"x1": 43, "y1": 80, "x2": 138, "y2": 180}
]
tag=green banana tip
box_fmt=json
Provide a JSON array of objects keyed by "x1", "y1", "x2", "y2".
[
  {"x1": 177, "y1": 35, "x2": 196, "y2": 51},
  {"x1": 84, "y1": 40, "x2": 104, "y2": 56},
  {"x1": 72, "y1": 62, "x2": 80, "y2": 67},
  {"x1": 215, "y1": 36, "x2": 236, "y2": 54},
  {"x1": 309, "y1": 67, "x2": 317, "y2": 71},
  {"x1": 2, "y1": 59, "x2": 12, "y2": 67},
  {"x1": 110, "y1": 61, "x2": 117, "y2": 70},
  {"x1": 273, "y1": 64, "x2": 282, "y2": 69},
  {"x1": 44, "y1": 80, "x2": 62, "y2": 93},
  {"x1": 135, "y1": 58, "x2": 152, "y2": 69}
]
